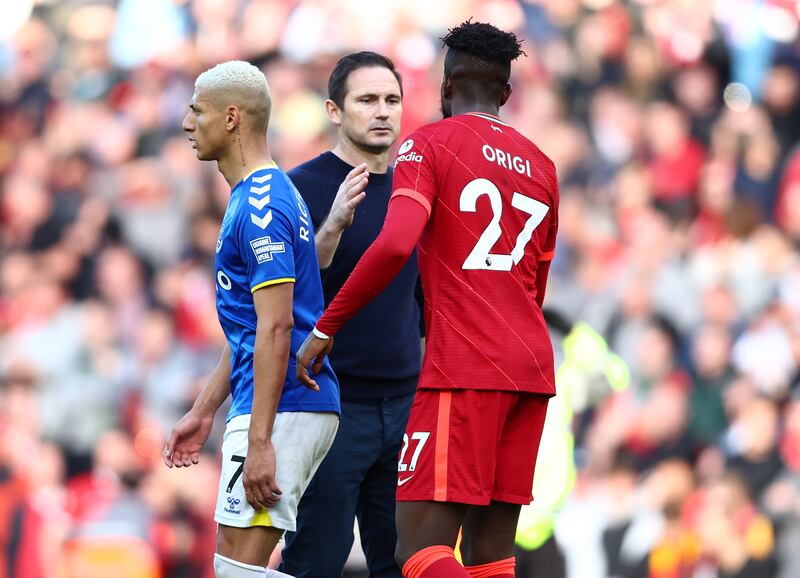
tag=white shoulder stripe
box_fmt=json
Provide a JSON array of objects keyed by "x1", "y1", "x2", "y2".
[
  {"x1": 469, "y1": 113, "x2": 511, "y2": 127},
  {"x1": 249, "y1": 195, "x2": 270, "y2": 210},
  {"x1": 250, "y1": 183, "x2": 271, "y2": 196},
  {"x1": 251, "y1": 211, "x2": 273, "y2": 229},
  {"x1": 251, "y1": 173, "x2": 272, "y2": 184}
]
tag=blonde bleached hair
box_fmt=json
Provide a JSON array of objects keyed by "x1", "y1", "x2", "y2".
[{"x1": 195, "y1": 60, "x2": 271, "y2": 131}]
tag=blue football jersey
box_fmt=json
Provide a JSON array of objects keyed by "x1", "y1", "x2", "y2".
[{"x1": 215, "y1": 164, "x2": 340, "y2": 421}]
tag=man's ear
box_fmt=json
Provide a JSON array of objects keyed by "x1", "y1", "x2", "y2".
[
  {"x1": 500, "y1": 83, "x2": 512, "y2": 107},
  {"x1": 441, "y1": 76, "x2": 453, "y2": 101},
  {"x1": 325, "y1": 99, "x2": 342, "y2": 126},
  {"x1": 226, "y1": 106, "x2": 240, "y2": 133}
]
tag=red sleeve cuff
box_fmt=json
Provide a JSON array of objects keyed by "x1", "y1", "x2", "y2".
[
  {"x1": 315, "y1": 315, "x2": 336, "y2": 337},
  {"x1": 540, "y1": 249, "x2": 555, "y2": 261},
  {"x1": 391, "y1": 188, "x2": 432, "y2": 217}
]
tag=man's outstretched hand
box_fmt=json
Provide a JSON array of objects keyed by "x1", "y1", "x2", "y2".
[
  {"x1": 327, "y1": 163, "x2": 368, "y2": 231},
  {"x1": 296, "y1": 332, "x2": 334, "y2": 391},
  {"x1": 163, "y1": 410, "x2": 214, "y2": 468}
]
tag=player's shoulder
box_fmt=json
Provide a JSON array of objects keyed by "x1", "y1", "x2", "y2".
[
  {"x1": 235, "y1": 165, "x2": 295, "y2": 221},
  {"x1": 241, "y1": 166, "x2": 294, "y2": 198},
  {"x1": 397, "y1": 121, "x2": 440, "y2": 150},
  {"x1": 414, "y1": 117, "x2": 459, "y2": 140},
  {"x1": 525, "y1": 139, "x2": 558, "y2": 192},
  {"x1": 498, "y1": 122, "x2": 559, "y2": 191},
  {"x1": 395, "y1": 119, "x2": 458, "y2": 163},
  {"x1": 514, "y1": 132, "x2": 556, "y2": 172}
]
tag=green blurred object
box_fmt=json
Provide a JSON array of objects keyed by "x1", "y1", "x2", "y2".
[{"x1": 516, "y1": 322, "x2": 629, "y2": 551}]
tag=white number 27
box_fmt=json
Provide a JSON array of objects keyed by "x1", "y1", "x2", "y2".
[
  {"x1": 398, "y1": 431, "x2": 430, "y2": 472},
  {"x1": 459, "y1": 178, "x2": 549, "y2": 271}
]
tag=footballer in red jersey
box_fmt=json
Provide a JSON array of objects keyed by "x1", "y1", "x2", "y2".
[
  {"x1": 297, "y1": 21, "x2": 558, "y2": 578},
  {"x1": 391, "y1": 111, "x2": 558, "y2": 396}
]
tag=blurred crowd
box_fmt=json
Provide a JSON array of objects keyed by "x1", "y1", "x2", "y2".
[{"x1": 2, "y1": 0, "x2": 800, "y2": 577}]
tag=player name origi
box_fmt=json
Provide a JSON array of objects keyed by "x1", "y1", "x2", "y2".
[{"x1": 482, "y1": 144, "x2": 532, "y2": 177}]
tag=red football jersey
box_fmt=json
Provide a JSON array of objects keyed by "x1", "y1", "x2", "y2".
[{"x1": 392, "y1": 112, "x2": 559, "y2": 395}]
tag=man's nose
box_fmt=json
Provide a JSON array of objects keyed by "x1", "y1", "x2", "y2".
[{"x1": 182, "y1": 114, "x2": 194, "y2": 132}]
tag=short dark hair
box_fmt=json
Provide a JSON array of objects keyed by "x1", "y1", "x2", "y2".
[
  {"x1": 441, "y1": 20, "x2": 525, "y2": 100},
  {"x1": 328, "y1": 51, "x2": 403, "y2": 109}
]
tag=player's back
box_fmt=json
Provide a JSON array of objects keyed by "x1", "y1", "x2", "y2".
[{"x1": 393, "y1": 113, "x2": 559, "y2": 395}]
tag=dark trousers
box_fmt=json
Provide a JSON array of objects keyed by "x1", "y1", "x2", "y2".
[
  {"x1": 280, "y1": 392, "x2": 414, "y2": 578},
  {"x1": 515, "y1": 536, "x2": 567, "y2": 578}
]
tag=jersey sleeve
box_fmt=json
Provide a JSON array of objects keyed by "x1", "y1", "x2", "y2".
[
  {"x1": 540, "y1": 159, "x2": 559, "y2": 262},
  {"x1": 237, "y1": 197, "x2": 296, "y2": 292},
  {"x1": 315, "y1": 194, "x2": 429, "y2": 336},
  {"x1": 391, "y1": 129, "x2": 438, "y2": 216}
]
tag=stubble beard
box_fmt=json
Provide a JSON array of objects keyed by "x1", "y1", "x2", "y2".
[{"x1": 346, "y1": 129, "x2": 393, "y2": 156}]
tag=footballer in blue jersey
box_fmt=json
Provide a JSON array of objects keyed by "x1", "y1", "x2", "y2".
[
  {"x1": 216, "y1": 164, "x2": 340, "y2": 420},
  {"x1": 163, "y1": 61, "x2": 339, "y2": 577}
]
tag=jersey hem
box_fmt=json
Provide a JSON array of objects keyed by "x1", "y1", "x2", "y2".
[
  {"x1": 490, "y1": 491, "x2": 534, "y2": 505},
  {"x1": 226, "y1": 404, "x2": 341, "y2": 422},
  {"x1": 416, "y1": 384, "x2": 557, "y2": 396},
  {"x1": 275, "y1": 404, "x2": 340, "y2": 415}
]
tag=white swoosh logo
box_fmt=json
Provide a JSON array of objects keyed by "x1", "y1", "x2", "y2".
[{"x1": 398, "y1": 475, "x2": 414, "y2": 487}]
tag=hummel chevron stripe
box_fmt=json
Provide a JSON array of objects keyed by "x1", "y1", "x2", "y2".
[
  {"x1": 249, "y1": 196, "x2": 270, "y2": 210},
  {"x1": 250, "y1": 211, "x2": 273, "y2": 229},
  {"x1": 250, "y1": 184, "x2": 271, "y2": 196}
]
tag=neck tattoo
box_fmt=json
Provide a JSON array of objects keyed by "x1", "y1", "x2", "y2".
[{"x1": 237, "y1": 125, "x2": 246, "y2": 166}]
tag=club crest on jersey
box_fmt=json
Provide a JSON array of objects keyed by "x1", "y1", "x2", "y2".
[{"x1": 250, "y1": 236, "x2": 285, "y2": 263}]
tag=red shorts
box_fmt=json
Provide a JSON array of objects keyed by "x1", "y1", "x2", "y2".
[{"x1": 396, "y1": 389, "x2": 550, "y2": 506}]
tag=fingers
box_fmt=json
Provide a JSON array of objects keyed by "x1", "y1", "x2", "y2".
[
  {"x1": 346, "y1": 163, "x2": 368, "y2": 181},
  {"x1": 297, "y1": 362, "x2": 320, "y2": 391},
  {"x1": 163, "y1": 446, "x2": 200, "y2": 469},
  {"x1": 163, "y1": 433, "x2": 177, "y2": 467},
  {"x1": 296, "y1": 335, "x2": 325, "y2": 391},
  {"x1": 244, "y1": 478, "x2": 282, "y2": 510},
  {"x1": 267, "y1": 480, "x2": 283, "y2": 506},
  {"x1": 337, "y1": 165, "x2": 368, "y2": 201},
  {"x1": 310, "y1": 339, "x2": 333, "y2": 375},
  {"x1": 344, "y1": 191, "x2": 367, "y2": 209},
  {"x1": 244, "y1": 480, "x2": 263, "y2": 510},
  {"x1": 175, "y1": 452, "x2": 194, "y2": 468},
  {"x1": 346, "y1": 176, "x2": 369, "y2": 199},
  {"x1": 296, "y1": 348, "x2": 317, "y2": 390}
]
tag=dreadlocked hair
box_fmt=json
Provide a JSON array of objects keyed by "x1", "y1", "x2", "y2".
[{"x1": 441, "y1": 20, "x2": 525, "y2": 66}]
